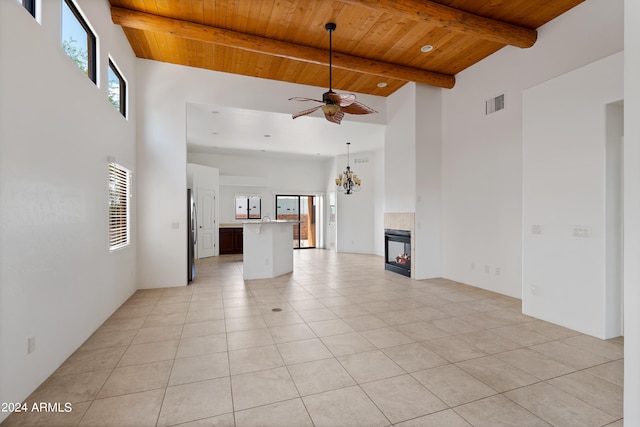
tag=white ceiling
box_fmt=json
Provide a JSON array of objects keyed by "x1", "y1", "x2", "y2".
[{"x1": 185, "y1": 101, "x2": 386, "y2": 159}]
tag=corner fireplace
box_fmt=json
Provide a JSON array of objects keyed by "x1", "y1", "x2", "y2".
[{"x1": 385, "y1": 229, "x2": 411, "y2": 277}]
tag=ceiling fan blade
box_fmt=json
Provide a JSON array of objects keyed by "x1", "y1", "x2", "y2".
[
  {"x1": 292, "y1": 105, "x2": 323, "y2": 119},
  {"x1": 288, "y1": 97, "x2": 324, "y2": 103},
  {"x1": 341, "y1": 100, "x2": 377, "y2": 115},
  {"x1": 324, "y1": 110, "x2": 344, "y2": 124},
  {"x1": 327, "y1": 92, "x2": 356, "y2": 107}
]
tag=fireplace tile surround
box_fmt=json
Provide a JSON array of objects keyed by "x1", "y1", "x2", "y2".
[{"x1": 384, "y1": 213, "x2": 415, "y2": 278}]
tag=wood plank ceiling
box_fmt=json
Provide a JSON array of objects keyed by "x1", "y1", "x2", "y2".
[{"x1": 109, "y1": 0, "x2": 584, "y2": 97}]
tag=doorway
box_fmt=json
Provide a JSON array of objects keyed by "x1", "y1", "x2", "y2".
[{"x1": 276, "y1": 195, "x2": 316, "y2": 249}]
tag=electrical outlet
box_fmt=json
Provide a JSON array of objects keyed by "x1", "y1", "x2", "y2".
[{"x1": 27, "y1": 336, "x2": 36, "y2": 354}]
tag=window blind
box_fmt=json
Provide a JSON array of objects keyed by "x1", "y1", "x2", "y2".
[{"x1": 109, "y1": 162, "x2": 130, "y2": 250}]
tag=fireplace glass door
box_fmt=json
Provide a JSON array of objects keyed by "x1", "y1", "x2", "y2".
[
  {"x1": 384, "y1": 229, "x2": 411, "y2": 277},
  {"x1": 387, "y1": 240, "x2": 411, "y2": 267}
]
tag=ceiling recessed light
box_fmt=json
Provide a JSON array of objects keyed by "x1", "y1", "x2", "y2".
[
  {"x1": 377, "y1": 82, "x2": 387, "y2": 88},
  {"x1": 420, "y1": 45, "x2": 434, "y2": 53}
]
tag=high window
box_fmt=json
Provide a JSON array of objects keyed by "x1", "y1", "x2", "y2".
[
  {"x1": 108, "y1": 58, "x2": 126, "y2": 117},
  {"x1": 61, "y1": 0, "x2": 96, "y2": 83},
  {"x1": 18, "y1": 0, "x2": 36, "y2": 18},
  {"x1": 108, "y1": 162, "x2": 131, "y2": 250}
]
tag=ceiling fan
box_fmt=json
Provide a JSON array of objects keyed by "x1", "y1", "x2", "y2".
[{"x1": 289, "y1": 23, "x2": 377, "y2": 125}]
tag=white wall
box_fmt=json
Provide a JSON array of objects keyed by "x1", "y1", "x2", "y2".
[
  {"x1": 522, "y1": 53, "x2": 623, "y2": 338},
  {"x1": 605, "y1": 102, "x2": 624, "y2": 337},
  {"x1": 136, "y1": 61, "x2": 188, "y2": 288},
  {"x1": 373, "y1": 148, "x2": 386, "y2": 256},
  {"x1": 385, "y1": 83, "x2": 417, "y2": 212},
  {"x1": 0, "y1": 0, "x2": 137, "y2": 420},
  {"x1": 624, "y1": 0, "x2": 640, "y2": 423},
  {"x1": 414, "y1": 84, "x2": 443, "y2": 279},
  {"x1": 441, "y1": 0, "x2": 623, "y2": 299},
  {"x1": 336, "y1": 149, "x2": 381, "y2": 254}
]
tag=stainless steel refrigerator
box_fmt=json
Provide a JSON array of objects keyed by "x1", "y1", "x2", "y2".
[{"x1": 187, "y1": 189, "x2": 197, "y2": 283}]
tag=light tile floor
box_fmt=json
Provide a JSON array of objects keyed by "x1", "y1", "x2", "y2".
[{"x1": 2, "y1": 250, "x2": 624, "y2": 426}]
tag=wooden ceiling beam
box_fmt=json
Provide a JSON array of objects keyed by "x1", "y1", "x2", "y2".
[
  {"x1": 111, "y1": 7, "x2": 455, "y2": 89},
  {"x1": 340, "y1": 0, "x2": 537, "y2": 48}
]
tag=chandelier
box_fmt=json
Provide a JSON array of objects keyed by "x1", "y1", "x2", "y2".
[{"x1": 335, "y1": 142, "x2": 361, "y2": 194}]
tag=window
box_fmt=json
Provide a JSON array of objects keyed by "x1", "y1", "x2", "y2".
[
  {"x1": 108, "y1": 162, "x2": 131, "y2": 250},
  {"x1": 18, "y1": 0, "x2": 36, "y2": 18},
  {"x1": 61, "y1": 0, "x2": 96, "y2": 83},
  {"x1": 235, "y1": 195, "x2": 261, "y2": 219},
  {"x1": 108, "y1": 58, "x2": 126, "y2": 116}
]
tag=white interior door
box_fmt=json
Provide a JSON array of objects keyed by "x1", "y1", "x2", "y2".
[{"x1": 198, "y1": 188, "x2": 216, "y2": 258}]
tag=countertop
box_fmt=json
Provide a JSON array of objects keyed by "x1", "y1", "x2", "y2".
[
  {"x1": 219, "y1": 221, "x2": 300, "y2": 228},
  {"x1": 242, "y1": 220, "x2": 300, "y2": 224}
]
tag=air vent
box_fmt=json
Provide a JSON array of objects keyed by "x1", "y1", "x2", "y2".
[
  {"x1": 353, "y1": 157, "x2": 369, "y2": 164},
  {"x1": 486, "y1": 94, "x2": 505, "y2": 115}
]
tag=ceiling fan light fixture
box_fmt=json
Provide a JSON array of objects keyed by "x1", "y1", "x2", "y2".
[{"x1": 321, "y1": 104, "x2": 340, "y2": 116}]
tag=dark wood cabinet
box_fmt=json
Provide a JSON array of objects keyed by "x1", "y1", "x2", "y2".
[{"x1": 219, "y1": 227, "x2": 243, "y2": 254}]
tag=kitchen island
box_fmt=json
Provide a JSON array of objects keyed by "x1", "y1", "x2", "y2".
[{"x1": 242, "y1": 220, "x2": 298, "y2": 280}]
